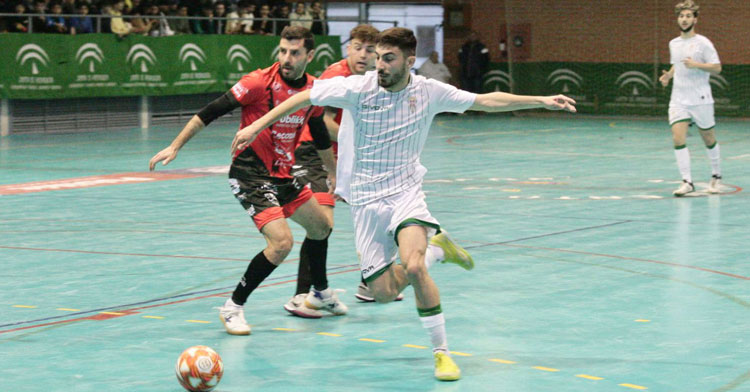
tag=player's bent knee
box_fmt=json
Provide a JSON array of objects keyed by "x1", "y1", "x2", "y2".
[
  {"x1": 405, "y1": 261, "x2": 428, "y2": 282},
  {"x1": 268, "y1": 236, "x2": 294, "y2": 259}
]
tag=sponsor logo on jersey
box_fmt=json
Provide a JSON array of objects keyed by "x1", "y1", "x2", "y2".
[{"x1": 277, "y1": 115, "x2": 305, "y2": 125}]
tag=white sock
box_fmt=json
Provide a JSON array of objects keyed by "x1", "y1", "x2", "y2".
[
  {"x1": 420, "y1": 312, "x2": 448, "y2": 353},
  {"x1": 674, "y1": 147, "x2": 692, "y2": 183},
  {"x1": 424, "y1": 244, "x2": 445, "y2": 269},
  {"x1": 706, "y1": 143, "x2": 721, "y2": 176}
]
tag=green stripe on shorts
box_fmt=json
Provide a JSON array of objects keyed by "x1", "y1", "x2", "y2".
[
  {"x1": 670, "y1": 118, "x2": 691, "y2": 126},
  {"x1": 394, "y1": 218, "x2": 441, "y2": 246},
  {"x1": 363, "y1": 261, "x2": 394, "y2": 284}
]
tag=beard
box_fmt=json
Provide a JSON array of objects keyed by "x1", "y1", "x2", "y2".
[
  {"x1": 680, "y1": 22, "x2": 695, "y2": 33},
  {"x1": 378, "y1": 67, "x2": 406, "y2": 88}
]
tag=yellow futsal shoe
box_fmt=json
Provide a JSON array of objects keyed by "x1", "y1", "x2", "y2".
[
  {"x1": 430, "y1": 232, "x2": 474, "y2": 270},
  {"x1": 434, "y1": 352, "x2": 461, "y2": 381}
]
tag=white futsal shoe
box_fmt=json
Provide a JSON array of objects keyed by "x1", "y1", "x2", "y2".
[
  {"x1": 708, "y1": 175, "x2": 722, "y2": 194},
  {"x1": 218, "y1": 299, "x2": 251, "y2": 335},
  {"x1": 284, "y1": 293, "x2": 322, "y2": 319},
  {"x1": 304, "y1": 287, "x2": 348, "y2": 316},
  {"x1": 673, "y1": 180, "x2": 695, "y2": 197}
]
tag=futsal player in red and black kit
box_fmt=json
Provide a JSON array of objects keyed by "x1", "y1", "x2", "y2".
[
  {"x1": 149, "y1": 26, "x2": 347, "y2": 335},
  {"x1": 282, "y1": 24, "x2": 405, "y2": 316}
]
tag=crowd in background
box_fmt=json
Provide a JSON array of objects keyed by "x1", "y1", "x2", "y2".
[{"x1": 0, "y1": 0, "x2": 329, "y2": 36}]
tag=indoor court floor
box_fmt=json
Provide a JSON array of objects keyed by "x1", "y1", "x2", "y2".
[{"x1": 1, "y1": 114, "x2": 748, "y2": 391}]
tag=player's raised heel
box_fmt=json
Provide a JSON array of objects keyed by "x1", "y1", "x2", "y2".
[
  {"x1": 673, "y1": 180, "x2": 695, "y2": 197},
  {"x1": 218, "y1": 300, "x2": 251, "y2": 335},
  {"x1": 304, "y1": 287, "x2": 348, "y2": 315},
  {"x1": 434, "y1": 352, "x2": 461, "y2": 381},
  {"x1": 431, "y1": 232, "x2": 474, "y2": 270}
]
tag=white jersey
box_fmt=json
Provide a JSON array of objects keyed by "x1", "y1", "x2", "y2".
[
  {"x1": 334, "y1": 109, "x2": 355, "y2": 202},
  {"x1": 669, "y1": 34, "x2": 720, "y2": 106},
  {"x1": 311, "y1": 71, "x2": 476, "y2": 205}
]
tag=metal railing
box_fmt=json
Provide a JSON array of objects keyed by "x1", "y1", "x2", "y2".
[{"x1": 0, "y1": 13, "x2": 397, "y2": 35}]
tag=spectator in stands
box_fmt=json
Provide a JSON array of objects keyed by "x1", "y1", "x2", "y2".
[
  {"x1": 146, "y1": 3, "x2": 173, "y2": 36},
  {"x1": 171, "y1": 5, "x2": 192, "y2": 34},
  {"x1": 238, "y1": 1, "x2": 255, "y2": 34},
  {"x1": 46, "y1": 2, "x2": 70, "y2": 34},
  {"x1": 213, "y1": 2, "x2": 227, "y2": 34},
  {"x1": 61, "y1": 0, "x2": 77, "y2": 14},
  {"x1": 253, "y1": 4, "x2": 273, "y2": 35},
  {"x1": 309, "y1": 1, "x2": 326, "y2": 35},
  {"x1": 225, "y1": 1, "x2": 241, "y2": 34},
  {"x1": 458, "y1": 31, "x2": 490, "y2": 93},
  {"x1": 31, "y1": 0, "x2": 49, "y2": 33},
  {"x1": 290, "y1": 2, "x2": 311, "y2": 29},
  {"x1": 274, "y1": 3, "x2": 290, "y2": 33},
  {"x1": 192, "y1": 4, "x2": 216, "y2": 34},
  {"x1": 129, "y1": 5, "x2": 156, "y2": 35},
  {"x1": 418, "y1": 51, "x2": 452, "y2": 84},
  {"x1": 109, "y1": 0, "x2": 133, "y2": 37},
  {"x1": 7, "y1": 3, "x2": 30, "y2": 33},
  {"x1": 70, "y1": 3, "x2": 94, "y2": 34}
]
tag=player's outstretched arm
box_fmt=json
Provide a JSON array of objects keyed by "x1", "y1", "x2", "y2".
[
  {"x1": 149, "y1": 115, "x2": 205, "y2": 171},
  {"x1": 469, "y1": 92, "x2": 576, "y2": 113},
  {"x1": 231, "y1": 90, "x2": 313, "y2": 153}
]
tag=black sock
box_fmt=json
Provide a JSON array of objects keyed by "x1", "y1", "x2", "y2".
[
  {"x1": 300, "y1": 234, "x2": 329, "y2": 291},
  {"x1": 295, "y1": 249, "x2": 312, "y2": 295},
  {"x1": 231, "y1": 251, "x2": 277, "y2": 306}
]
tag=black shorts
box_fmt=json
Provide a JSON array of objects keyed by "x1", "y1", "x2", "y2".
[
  {"x1": 229, "y1": 151, "x2": 313, "y2": 230},
  {"x1": 291, "y1": 141, "x2": 330, "y2": 193}
]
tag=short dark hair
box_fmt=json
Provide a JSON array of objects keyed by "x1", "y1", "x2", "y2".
[
  {"x1": 350, "y1": 24, "x2": 379, "y2": 44},
  {"x1": 376, "y1": 27, "x2": 417, "y2": 57},
  {"x1": 280, "y1": 26, "x2": 315, "y2": 52}
]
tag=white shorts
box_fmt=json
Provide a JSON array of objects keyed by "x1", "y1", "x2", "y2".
[
  {"x1": 669, "y1": 104, "x2": 715, "y2": 130},
  {"x1": 351, "y1": 185, "x2": 439, "y2": 282}
]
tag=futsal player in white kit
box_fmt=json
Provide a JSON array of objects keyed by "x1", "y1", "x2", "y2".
[
  {"x1": 231, "y1": 27, "x2": 576, "y2": 381},
  {"x1": 659, "y1": 0, "x2": 723, "y2": 196}
]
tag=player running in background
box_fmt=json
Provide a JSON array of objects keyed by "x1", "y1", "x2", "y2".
[
  {"x1": 148, "y1": 26, "x2": 347, "y2": 335},
  {"x1": 659, "y1": 0, "x2": 723, "y2": 196},
  {"x1": 230, "y1": 27, "x2": 575, "y2": 380}
]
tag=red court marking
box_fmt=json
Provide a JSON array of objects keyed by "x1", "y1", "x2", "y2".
[
  {"x1": 0, "y1": 172, "x2": 206, "y2": 195},
  {"x1": 0, "y1": 268, "x2": 360, "y2": 335},
  {"x1": 501, "y1": 243, "x2": 750, "y2": 280},
  {"x1": 0, "y1": 245, "x2": 254, "y2": 262}
]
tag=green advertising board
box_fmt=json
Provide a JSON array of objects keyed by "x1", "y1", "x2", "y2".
[
  {"x1": 483, "y1": 62, "x2": 749, "y2": 117},
  {"x1": 0, "y1": 34, "x2": 341, "y2": 99}
]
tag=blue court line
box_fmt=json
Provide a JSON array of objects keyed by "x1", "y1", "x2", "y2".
[
  {"x1": 463, "y1": 221, "x2": 632, "y2": 249},
  {"x1": 0, "y1": 263, "x2": 358, "y2": 330}
]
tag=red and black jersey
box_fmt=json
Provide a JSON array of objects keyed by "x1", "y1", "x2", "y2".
[{"x1": 230, "y1": 62, "x2": 324, "y2": 179}]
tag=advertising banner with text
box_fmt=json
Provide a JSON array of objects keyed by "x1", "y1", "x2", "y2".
[
  {"x1": 0, "y1": 34, "x2": 341, "y2": 99},
  {"x1": 483, "y1": 62, "x2": 748, "y2": 117}
]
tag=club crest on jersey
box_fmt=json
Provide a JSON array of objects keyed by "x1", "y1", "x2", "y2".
[
  {"x1": 272, "y1": 82, "x2": 282, "y2": 91},
  {"x1": 408, "y1": 96, "x2": 417, "y2": 113}
]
